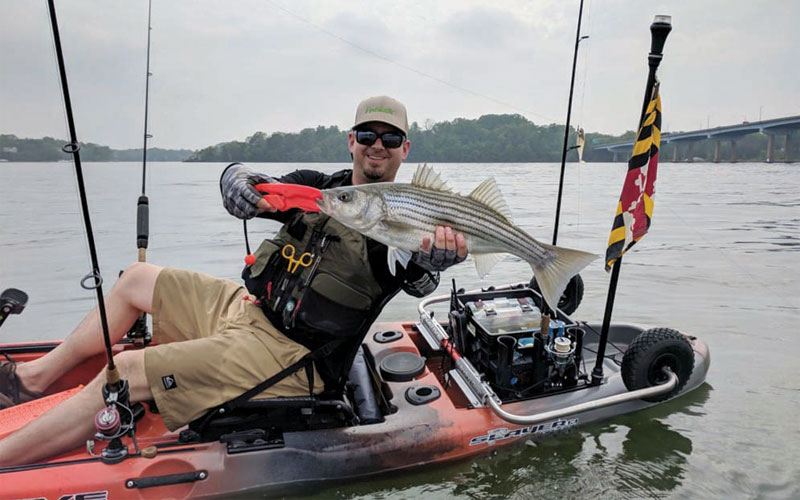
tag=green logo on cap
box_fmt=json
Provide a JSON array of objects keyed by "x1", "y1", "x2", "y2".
[{"x1": 365, "y1": 106, "x2": 395, "y2": 115}]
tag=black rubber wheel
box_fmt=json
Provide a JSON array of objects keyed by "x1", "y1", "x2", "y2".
[
  {"x1": 529, "y1": 273, "x2": 584, "y2": 315},
  {"x1": 621, "y1": 327, "x2": 694, "y2": 402}
]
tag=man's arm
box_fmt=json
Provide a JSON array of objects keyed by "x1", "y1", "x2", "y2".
[
  {"x1": 220, "y1": 164, "x2": 337, "y2": 222},
  {"x1": 400, "y1": 265, "x2": 441, "y2": 298},
  {"x1": 220, "y1": 163, "x2": 278, "y2": 219}
]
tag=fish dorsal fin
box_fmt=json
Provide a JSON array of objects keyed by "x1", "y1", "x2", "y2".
[
  {"x1": 468, "y1": 176, "x2": 513, "y2": 223},
  {"x1": 411, "y1": 163, "x2": 452, "y2": 193}
]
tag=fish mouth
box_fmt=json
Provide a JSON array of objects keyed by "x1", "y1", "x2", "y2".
[{"x1": 316, "y1": 195, "x2": 331, "y2": 214}]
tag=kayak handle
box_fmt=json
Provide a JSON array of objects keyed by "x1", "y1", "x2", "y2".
[
  {"x1": 485, "y1": 368, "x2": 678, "y2": 425},
  {"x1": 126, "y1": 470, "x2": 208, "y2": 489}
]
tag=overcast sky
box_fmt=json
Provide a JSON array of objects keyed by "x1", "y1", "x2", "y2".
[{"x1": 2, "y1": 0, "x2": 798, "y2": 150}]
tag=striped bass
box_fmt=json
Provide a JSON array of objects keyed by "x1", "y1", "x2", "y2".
[{"x1": 317, "y1": 164, "x2": 597, "y2": 312}]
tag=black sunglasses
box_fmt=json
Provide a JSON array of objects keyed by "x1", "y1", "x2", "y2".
[{"x1": 354, "y1": 129, "x2": 405, "y2": 149}]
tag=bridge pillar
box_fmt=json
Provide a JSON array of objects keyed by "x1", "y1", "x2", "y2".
[
  {"x1": 786, "y1": 133, "x2": 794, "y2": 163},
  {"x1": 612, "y1": 151, "x2": 618, "y2": 162},
  {"x1": 766, "y1": 134, "x2": 775, "y2": 163},
  {"x1": 713, "y1": 140, "x2": 721, "y2": 163},
  {"x1": 672, "y1": 144, "x2": 678, "y2": 162},
  {"x1": 730, "y1": 140, "x2": 737, "y2": 163}
]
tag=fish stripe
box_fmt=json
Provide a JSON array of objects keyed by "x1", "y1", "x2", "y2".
[{"x1": 384, "y1": 187, "x2": 551, "y2": 262}]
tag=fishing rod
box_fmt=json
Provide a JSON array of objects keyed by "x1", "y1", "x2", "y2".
[
  {"x1": 47, "y1": 0, "x2": 140, "y2": 464},
  {"x1": 532, "y1": 0, "x2": 588, "y2": 318},
  {"x1": 46, "y1": 0, "x2": 115, "y2": 376},
  {"x1": 552, "y1": 0, "x2": 588, "y2": 246},
  {"x1": 128, "y1": 0, "x2": 154, "y2": 344},
  {"x1": 591, "y1": 15, "x2": 671, "y2": 385}
]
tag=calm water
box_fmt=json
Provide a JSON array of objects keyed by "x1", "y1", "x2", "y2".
[{"x1": 1, "y1": 161, "x2": 798, "y2": 499}]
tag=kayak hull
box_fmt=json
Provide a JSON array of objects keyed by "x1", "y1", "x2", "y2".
[{"x1": 0, "y1": 321, "x2": 709, "y2": 499}]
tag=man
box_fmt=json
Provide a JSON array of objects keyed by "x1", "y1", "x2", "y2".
[{"x1": 0, "y1": 96, "x2": 467, "y2": 466}]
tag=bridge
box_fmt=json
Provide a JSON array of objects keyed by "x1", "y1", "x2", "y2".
[{"x1": 593, "y1": 115, "x2": 800, "y2": 163}]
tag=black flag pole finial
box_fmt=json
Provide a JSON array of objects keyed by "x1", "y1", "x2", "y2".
[{"x1": 650, "y1": 15, "x2": 672, "y2": 56}]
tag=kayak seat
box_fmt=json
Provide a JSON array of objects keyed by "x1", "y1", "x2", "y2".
[
  {"x1": 182, "y1": 345, "x2": 384, "y2": 443},
  {"x1": 183, "y1": 392, "x2": 358, "y2": 444}
]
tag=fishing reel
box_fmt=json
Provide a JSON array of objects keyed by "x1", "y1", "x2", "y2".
[{"x1": 87, "y1": 371, "x2": 145, "y2": 464}]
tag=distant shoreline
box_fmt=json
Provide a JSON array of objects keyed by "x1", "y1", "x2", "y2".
[{"x1": 2, "y1": 111, "x2": 779, "y2": 163}]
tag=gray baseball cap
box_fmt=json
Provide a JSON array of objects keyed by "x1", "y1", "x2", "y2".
[{"x1": 353, "y1": 95, "x2": 408, "y2": 135}]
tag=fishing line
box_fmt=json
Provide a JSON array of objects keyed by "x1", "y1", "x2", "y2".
[
  {"x1": 552, "y1": 0, "x2": 588, "y2": 247},
  {"x1": 137, "y1": 0, "x2": 153, "y2": 263},
  {"x1": 659, "y1": 202, "x2": 773, "y2": 291},
  {"x1": 577, "y1": 0, "x2": 595, "y2": 125},
  {"x1": 140, "y1": 0, "x2": 153, "y2": 198},
  {"x1": 46, "y1": 0, "x2": 115, "y2": 370},
  {"x1": 126, "y1": 0, "x2": 155, "y2": 345},
  {"x1": 574, "y1": 0, "x2": 596, "y2": 242},
  {"x1": 264, "y1": 0, "x2": 556, "y2": 123},
  {"x1": 42, "y1": 2, "x2": 95, "y2": 287}
]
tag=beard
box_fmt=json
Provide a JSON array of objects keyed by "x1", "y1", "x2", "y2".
[
  {"x1": 362, "y1": 166, "x2": 385, "y2": 181},
  {"x1": 360, "y1": 149, "x2": 391, "y2": 181}
]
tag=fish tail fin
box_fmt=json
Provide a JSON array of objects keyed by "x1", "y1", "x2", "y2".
[{"x1": 531, "y1": 244, "x2": 597, "y2": 312}]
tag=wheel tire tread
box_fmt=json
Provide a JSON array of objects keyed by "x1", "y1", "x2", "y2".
[{"x1": 621, "y1": 327, "x2": 694, "y2": 402}]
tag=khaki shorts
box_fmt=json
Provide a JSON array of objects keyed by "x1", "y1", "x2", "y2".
[{"x1": 145, "y1": 268, "x2": 324, "y2": 431}]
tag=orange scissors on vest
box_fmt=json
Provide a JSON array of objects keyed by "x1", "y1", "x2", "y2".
[{"x1": 281, "y1": 244, "x2": 312, "y2": 273}]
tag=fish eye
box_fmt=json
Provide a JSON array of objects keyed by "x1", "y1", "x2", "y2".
[{"x1": 337, "y1": 192, "x2": 352, "y2": 202}]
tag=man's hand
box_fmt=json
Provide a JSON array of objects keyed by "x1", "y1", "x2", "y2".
[
  {"x1": 220, "y1": 163, "x2": 278, "y2": 219},
  {"x1": 413, "y1": 226, "x2": 468, "y2": 272}
]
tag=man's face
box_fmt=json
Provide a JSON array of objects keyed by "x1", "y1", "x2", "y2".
[{"x1": 349, "y1": 121, "x2": 410, "y2": 185}]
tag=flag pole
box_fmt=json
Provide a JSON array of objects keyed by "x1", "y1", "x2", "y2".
[{"x1": 590, "y1": 15, "x2": 672, "y2": 385}]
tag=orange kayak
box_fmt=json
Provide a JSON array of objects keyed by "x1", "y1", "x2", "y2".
[{"x1": 0, "y1": 289, "x2": 710, "y2": 499}]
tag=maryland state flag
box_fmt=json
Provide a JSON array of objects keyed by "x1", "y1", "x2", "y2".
[{"x1": 605, "y1": 83, "x2": 662, "y2": 271}]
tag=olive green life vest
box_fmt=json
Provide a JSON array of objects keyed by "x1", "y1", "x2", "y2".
[{"x1": 244, "y1": 211, "x2": 384, "y2": 347}]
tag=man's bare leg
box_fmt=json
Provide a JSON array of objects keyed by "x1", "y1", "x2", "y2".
[
  {"x1": 0, "y1": 349, "x2": 152, "y2": 466},
  {"x1": 13, "y1": 262, "x2": 162, "y2": 395}
]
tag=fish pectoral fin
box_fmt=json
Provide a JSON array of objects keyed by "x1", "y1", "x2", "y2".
[
  {"x1": 468, "y1": 177, "x2": 513, "y2": 223},
  {"x1": 532, "y1": 243, "x2": 598, "y2": 312},
  {"x1": 387, "y1": 246, "x2": 413, "y2": 275},
  {"x1": 472, "y1": 253, "x2": 506, "y2": 278}
]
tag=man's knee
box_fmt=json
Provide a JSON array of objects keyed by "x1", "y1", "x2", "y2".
[
  {"x1": 110, "y1": 350, "x2": 152, "y2": 402},
  {"x1": 119, "y1": 262, "x2": 161, "y2": 288},
  {"x1": 116, "y1": 262, "x2": 163, "y2": 311}
]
